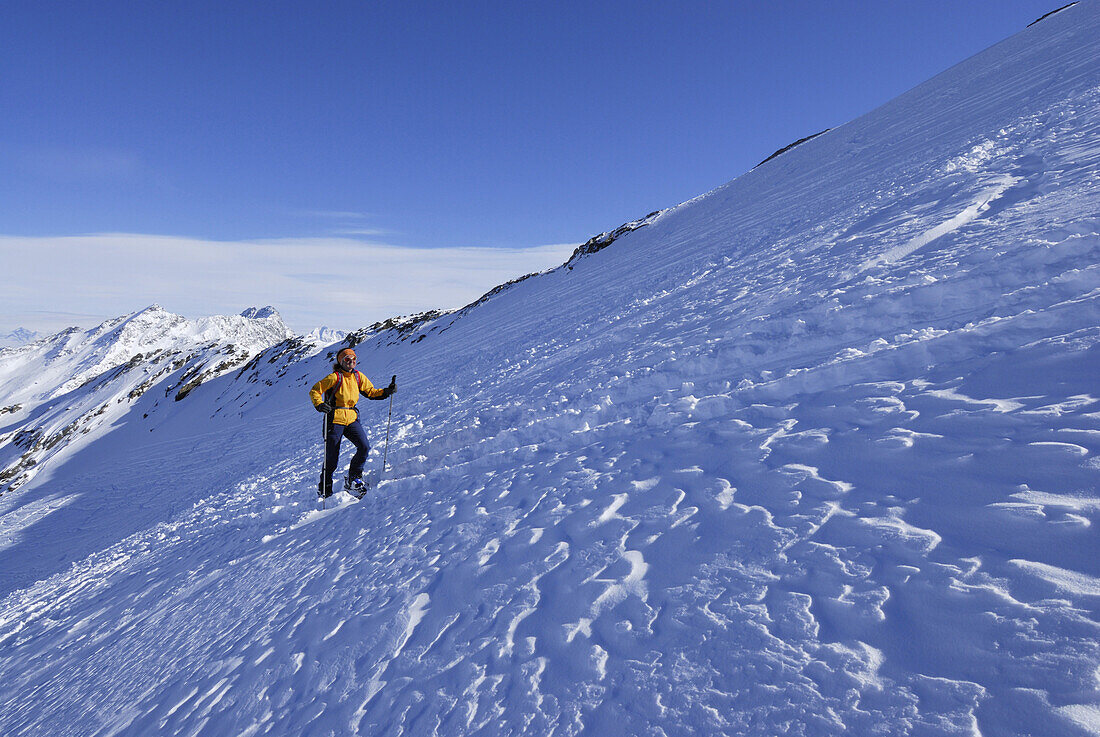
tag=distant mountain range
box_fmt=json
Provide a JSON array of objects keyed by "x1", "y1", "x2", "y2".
[
  {"x1": 0, "y1": 328, "x2": 39, "y2": 349},
  {"x1": 0, "y1": 305, "x2": 299, "y2": 491}
]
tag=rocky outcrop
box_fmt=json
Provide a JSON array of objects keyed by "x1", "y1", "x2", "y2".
[
  {"x1": 753, "y1": 129, "x2": 831, "y2": 169},
  {"x1": 1028, "y1": 2, "x2": 1077, "y2": 27},
  {"x1": 565, "y1": 210, "x2": 666, "y2": 267}
]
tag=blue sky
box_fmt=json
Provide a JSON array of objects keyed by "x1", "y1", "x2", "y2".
[{"x1": 0, "y1": 1, "x2": 1066, "y2": 333}]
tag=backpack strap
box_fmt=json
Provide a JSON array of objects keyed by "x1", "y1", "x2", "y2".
[{"x1": 323, "y1": 371, "x2": 343, "y2": 407}]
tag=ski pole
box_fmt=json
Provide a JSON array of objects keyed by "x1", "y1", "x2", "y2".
[
  {"x1": 321, "y1": 414, "x2": 327, "y2": 510},
  {"x1": 382, "y1": 375, "x2": 395, "y2": 477}
]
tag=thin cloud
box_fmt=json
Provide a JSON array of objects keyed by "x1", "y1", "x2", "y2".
[
  {"x1": 288, "y1": 210, "x2": 394, "y2": 238},
  {"x1": 0, "y1": 234, "x2": 577, "y2": 335},
  {"x1": 292, "y1": 209, "x2": 374, "y2": 220},
  {"x1": 329, "y1": 228, "x2": 394, "y2": 238}
]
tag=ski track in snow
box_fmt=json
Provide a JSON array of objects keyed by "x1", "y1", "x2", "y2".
[{"x1": 3, "y1": 6, "x2": 1100, "y2": 736}]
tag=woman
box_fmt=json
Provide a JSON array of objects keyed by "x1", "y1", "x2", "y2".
[{"x1": 309, "y1": 347, "x2": 395, "y2": 497}]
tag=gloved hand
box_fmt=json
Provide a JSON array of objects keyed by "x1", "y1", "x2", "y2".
[
  {"x1": 383, "y1": 375, "x2": 397, "y2": 398},
  {"x1": 316, "y1": 402, "x2": 333, "y2": 413}
]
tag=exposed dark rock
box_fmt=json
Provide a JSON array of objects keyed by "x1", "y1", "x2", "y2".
[
  {"x1": 335, "y1": 310, "x2": 449, "y2": 355},
  {"x1": 232, "y1": 337, "x2": 315, "y2": 393},
  {"x1": 753, "y1": 129, "x2": 831, "y2": 169},
  {"x1": 566, "y1": 210, "x2": 666, "y2": 267},
  {"x1": 455, "y1": 272, "x2": 540, "y2": 317},
  {"x1": 175, "y1": 352, "x2": 251, "y2": 402},
  {"x1": 13, "y1": 428, "x2": 42, "y2": 450},
  {"x1": 1028, "y1": 2, "x2": 1077, "y2": 26}
]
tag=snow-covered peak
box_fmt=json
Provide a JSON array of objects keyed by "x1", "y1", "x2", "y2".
[
  {"x1": 239, "y1": 305, "x2": 281, "y2": 320},
  {"x1": 306, "y1": 325, "x2": 347, "y2": 343},
  {"x1": 0, "y1": 305, "x2": 293, "y2": 407},
  {"x1": 0, "y1": 328, "x2": 40, "y2": 349},
  {"x1": 190, "y1": 310, "x2": 294, "y2": 352},
  {"x1": 0, "y1": 304, "x2": 297, "y2": 493}
]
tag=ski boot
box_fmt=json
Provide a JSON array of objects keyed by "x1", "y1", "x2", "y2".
[{"x1": 344, "y1": 475, "x2": 368, "y2": 499}]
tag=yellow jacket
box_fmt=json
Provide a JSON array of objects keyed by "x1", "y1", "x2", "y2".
[{"x1": 309, "y1": 369, "x2": 387, "y2": 425}]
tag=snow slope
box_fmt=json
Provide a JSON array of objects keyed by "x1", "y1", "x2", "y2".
[{"x1": 2, "y1": 4, "x2": 1099, "y2": 736}]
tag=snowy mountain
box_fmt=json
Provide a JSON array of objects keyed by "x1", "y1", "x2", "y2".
[
  {"x1": 2, "y1": 5, "x2": 1099, "y2": 736},
  {"x1": 0, "y1": 304, "x2": 296, "y2": 492},
  {"x1": 308, "y1": 325, "x2": 349, "y2": 343},
  {"x1": 0, "y1": 327, "x2": 39, "y2": 349}
]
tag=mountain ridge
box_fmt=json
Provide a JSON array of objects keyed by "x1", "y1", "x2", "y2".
[{"x1": 0, "y1": 304, "x2": 297, "y2": 493}]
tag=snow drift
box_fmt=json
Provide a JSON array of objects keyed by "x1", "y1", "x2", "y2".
[{"x1": 2, "y1": 4, "x2": 1099, "y2": 735}]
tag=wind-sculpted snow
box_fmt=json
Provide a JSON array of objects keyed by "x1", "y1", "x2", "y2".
[{"x1": 2, "y1": 5, "x2": 1100, "y2": 736}]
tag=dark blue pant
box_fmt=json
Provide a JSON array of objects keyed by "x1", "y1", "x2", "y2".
[{"x1": 324, "y1": 419, "x2": 370, "y2": 482}]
